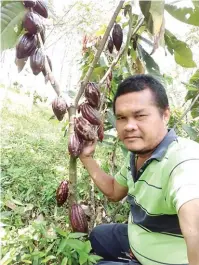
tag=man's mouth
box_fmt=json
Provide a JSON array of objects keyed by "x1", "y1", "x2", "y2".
[{"x1": 124, "y1": 136, "x2": 140, "y2": 139}]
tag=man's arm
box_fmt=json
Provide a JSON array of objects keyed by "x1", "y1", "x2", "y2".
[
  {"x1": 178, "y1": 199, "x2": 199, "y2": 265},
  {"x1": 80, "y1": 156, "x2": 128, "y2": 201},
  {"x1": 79, "y1": 140, "x2": 128, "y2": 202}
]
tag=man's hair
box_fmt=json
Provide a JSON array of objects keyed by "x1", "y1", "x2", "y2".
[{"x1": 113, "y1": 74, "x2": 169, "y2": 114}]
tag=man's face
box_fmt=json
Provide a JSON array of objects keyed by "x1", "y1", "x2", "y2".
[{"x1": 115, "y1": 89, "x2": 170, "y2": 154}]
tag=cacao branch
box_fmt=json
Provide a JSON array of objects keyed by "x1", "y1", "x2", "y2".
[
  {"x1": 37, "y1": 33, "x2": 61, "y2": 96},
  {"x1": 122, "y1": 4, "x2": 133, "y2": 65},
  {"x1": 89, "y1": 180, "x2": 96, "y2": 230},
  {"x1": 74, "y1": 0, "x2": 125, "y2": 107},
  {"x1": 68, "y1": 106, "x2": 77, "y2": 209}
]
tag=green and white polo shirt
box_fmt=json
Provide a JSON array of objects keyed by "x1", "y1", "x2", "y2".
[{"x1": 115, "y1": 129, "x2": 199, "y2": 265}]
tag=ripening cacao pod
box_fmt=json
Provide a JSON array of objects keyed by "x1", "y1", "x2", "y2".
[
  {"x1": 23, "y1": 11, "x2": 43, "y2": 35},
  {"x1": 15, "y1": 57, "x2": 28, "y2": 73},
  {"x1": 97, "y1": 123, "x2": 104, "y2": 142},
  {"x1": 112, "y1": 23, "x2": 123, "y2": 51},
  {"x1": 16, "y1": 33, "x2": 38, "y2": 59},
  {"x1": 79, "y1": 103, "x2": 101, "y2": 126},
  {"x1": 30, "y1": 48, "x2": 45, "y2": 75},
  {"x1": 52, "y1": 97, "x2": 68, "y2": 121},
  {"x1": 33, "y1": 0, "x2": 48, "y2": 18},
  {"x1": 108, "y1": 37, "x2": 114, "y2": 53},
  {"x1": 74, "y1": 117, "x2": 96, "y2": 141},
  {"x1": 68, "y1": 132, "x2": 84, "y2": 157},
  {"x1": 23, "y1": 0, "x2": 36, "y2": 8},
  {"x1": 85, "y1": 82, "x2": 100, "y2": 109},
  {"x1": 56, "y1": 180, "x2": 69, "y2": 207},
  {"x1": 69, "y1": 203, "x2": 88, "y2": 233}
]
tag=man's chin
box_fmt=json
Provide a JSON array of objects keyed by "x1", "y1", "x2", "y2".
[{"x1": 124, "y1": 142, "x2": 144, "y2": 152}]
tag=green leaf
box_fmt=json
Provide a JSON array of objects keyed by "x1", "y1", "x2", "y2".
[
  {"x1": 66, "y1": 239, "x2": 85, "y2": 251},
  {"x1": 0, "y1": 250, "x2": 16, "y2": 265},
  {"x1": 185, "y1": 70, "x2": 199, "y2": 104},
  {"x1": 165, "y1": 4, "x2": 199, "y2": 26},
  {"x1": 41, "y1": 255, "x2": 56, "y2": 263},
  {"x1": 60, "y1": 257, "x2": 68, "y2": 265},
  {"x1": 91, "y1": 66, "x2": 106, "y2": 81},
  {"x1": 182, "y1": 124, "x2": 198, "y2": 140},
  {"x1": 1, "y1": 1, "x2": 26, "y2": 51},
  {"x1": 83, "y1": 241, "x2": 92, "y2": 253},
  {"x1": 88, "y1": 254, "x2": 102, "y2": 263},
  {"x1": 68, "y1": 232, "x2": 87, "y2": 239},
  {"x1": 191, "y1": 107, "x2": 199, "y2": 118},
  {"x1": 79, "y1": 252, "x2": 88, "y2": 265},
  {"x1": 189, "y1": 69, "x2": 199, "y2": 87},
  {"x1": 139, "y1": 1, "x2": 165, "y2": 35},
  {"x1": 137, "y1": 44, "x2": 165, "y2": 85},
  {"x1": 106, "y1": 109, "x2": 116, "y2": 128},
  {"x1": 165, "y1": 30, "x2": 196, "y2": 68},
  {"x1": 57, "y1": 238, "x2": 68, "y2": 255},
  {"x1": 21, "y1": 260, "x2": 32, "y2": 264},
  {"x1": 55, "y1": 227, "x2": 68, "y2": 237},
  {"x1": 95, "y1": 24, "x2": 106, "y2": 37}
]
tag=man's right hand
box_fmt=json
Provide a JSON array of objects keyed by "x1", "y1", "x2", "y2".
[
  {"x1": 78, "y1": 139, "x2": 128, "y2": 202},
  {"x1": 79, "y1": 139, "x2": 97, "y2": 160}
]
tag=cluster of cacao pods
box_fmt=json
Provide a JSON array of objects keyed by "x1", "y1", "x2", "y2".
[
  {"x1": 15, "y1": 0, "x2": 52, "y2": 82},
  {"x1": 56, "y1": 180, "x2": 88, "y2": 233},
  {"x1": 107, "y1": 23, "x2": 123, "y2": 53},
  {"x1": 68, "y1": 82, "x2": 104, "y2": 158}
]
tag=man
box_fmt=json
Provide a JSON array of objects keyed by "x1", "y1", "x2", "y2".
[{"x1": 79, "y1": 75, "x2": 199, "y2": 265}]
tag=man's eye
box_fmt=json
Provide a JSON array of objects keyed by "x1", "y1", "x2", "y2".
[
  {"x1": 138, "y1": 115, "x2": 145, "y2": 117},
  {"x1": 116, "y1": 116, "x2": 125, "y2": 120}
]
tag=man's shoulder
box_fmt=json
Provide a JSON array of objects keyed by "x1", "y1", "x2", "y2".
[{"x1": 166, "y1": 136, "x2": 199, "y2": 161}]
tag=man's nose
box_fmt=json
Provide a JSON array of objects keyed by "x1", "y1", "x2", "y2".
[{"x1": 124, "y1": 119, "x2": 138, "y2": 131}]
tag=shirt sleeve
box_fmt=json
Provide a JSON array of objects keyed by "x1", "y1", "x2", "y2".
[
  {"x1": 114, "y1": 153, "x2": 130, "y2": 188},
  {"x1": 165, "y1": 159, "x2": 199, "y2": 212}
]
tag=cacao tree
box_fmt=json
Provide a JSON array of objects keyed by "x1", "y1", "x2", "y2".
[{"x1": 1, "y1": 0, "x2": 199, "y2": 233}]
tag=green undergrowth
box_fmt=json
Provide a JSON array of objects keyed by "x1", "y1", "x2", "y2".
[{"x1": 0, "y1": 94, "x2": 128, "y2": 264}]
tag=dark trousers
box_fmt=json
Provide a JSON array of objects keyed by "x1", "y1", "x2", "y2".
[{"x1": 89, "y1": 223, "x2": 141, "y2": 265}]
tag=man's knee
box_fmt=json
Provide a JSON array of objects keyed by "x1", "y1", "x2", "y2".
[{"x1": 89, "y1": 224, "x2": 107, "y2": 246}]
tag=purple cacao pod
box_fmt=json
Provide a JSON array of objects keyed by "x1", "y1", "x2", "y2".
[
  {"x1": 52, "y1": 97, "x2": 68, "y2": 121},
  {"x1": 56, "y1": 180, "x2": 69, "y2": 207},
  {"x1": 68, "y1": 132, "x2": 84, "y2": 157},
  {"x1": 30, "y1": 48, "x2": 45, "y2": 75},
  {"x1": 79, "y1": 102, "x2": 101, "y2": 126},
  {"x1": 16, "y1": 33, "x2": 38, "y2": 59},
  {"x1": 74, "y1": 116, "x2": 96, "y2": 141},
  {"x1": 69, "y1": 203, "x2": 88, "y2": 233},
  {"x1": 84, "y1": 82, "x2": 101, "y2": 109},
  {"x1": 112, "y1": 23, "x2": 123, "y2": 51},
  {"x1": 23, "y1": 11, "x2": 43, "y2": 35},
  {"x1": 33, "y1": 0, "x2": 48, "y2": 18}
]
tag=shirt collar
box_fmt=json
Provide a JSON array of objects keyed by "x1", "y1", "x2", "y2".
[{"x1": 131, "y1": 128, "x2": 178, "y2": 162}]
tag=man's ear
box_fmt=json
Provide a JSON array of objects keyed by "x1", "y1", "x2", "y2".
[{"x1": 163, "y1": 108, "x2": 170, "y2": 125}]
